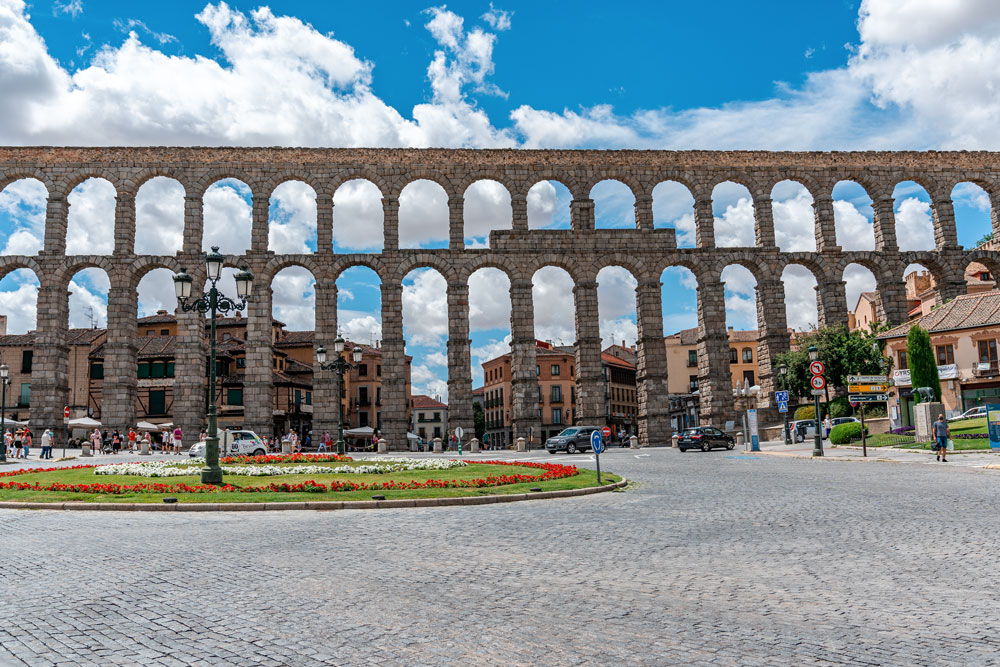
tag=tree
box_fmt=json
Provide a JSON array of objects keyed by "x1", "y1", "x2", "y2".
[
  {"x1": 774, "y1": 325, "x2": 887, "y2": 399},
  {"x1": 473, "y1": 401, "x2": 486, "y2": 441},
  {"x1": 907, "y1": 324, "x2": 940, "y2": 402}
]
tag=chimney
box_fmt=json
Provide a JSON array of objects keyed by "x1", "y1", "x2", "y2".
[
  {"x1": 156, "y1": 309, "x2": 167, "y2": 315},
  {"x1": 0, "y1": 314, "x2": 6, "y2": 336}
]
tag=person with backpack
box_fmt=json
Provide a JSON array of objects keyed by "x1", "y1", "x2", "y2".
[{"x1": 933, "y1": 414, "x2": 950, "y2": 463}]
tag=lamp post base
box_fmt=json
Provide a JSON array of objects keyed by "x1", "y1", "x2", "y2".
[
  {"x1": 201, "y1": 466, "x2": 224, "y2": 485},
  {"x1": 812, "y1": 447, "x2": 824, "y2": 457},
  {"x1": 336, "y1": 440, "x2": 345, "y2": 457}
]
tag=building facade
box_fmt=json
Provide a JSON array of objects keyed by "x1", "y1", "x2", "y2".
[{"x1": 410, "y1": 394, "x2": 447, "y2": 442}]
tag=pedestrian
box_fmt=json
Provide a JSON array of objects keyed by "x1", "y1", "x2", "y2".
[
  {"x1": 40, "y1": 428, "x2": 52, "y2": 459},
  {"x1": 112, "y1": 430, "x2": 121, "y2": 454},
  {"x1": 13, "y1": 429, "x2": 22, "y2": 458},
  {"x1": 372, "y1": 432, "x2": 379, "y2": 452},
  {"x1": 3, "y1": 429, "x2": 11, "y2": 459},
  {"x1": 933, "y1": 414, "x2": 950, "y2": 463},
  {"x1": 172, "y1": 426, "x2": 183, "y2": 454},
  {"x1": 318, "y1": 431, "x2": 329, "y2": 453},
  {"x1": 91, "y1": 428, "x2": 101, "y2": 455},
  {"x1": 22, "y1": 429, "x2": 31, "y2": 458},
  {"x1": 823, "y1": 415, "x2": 833, "y2": 439},
  {"x1": 128, "y1": 428, "x2": 137, "y2": 453}
]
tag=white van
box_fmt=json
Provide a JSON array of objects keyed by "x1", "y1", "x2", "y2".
[{"x1": 189, "y1": 429, "x2": 267, "y2": 457}]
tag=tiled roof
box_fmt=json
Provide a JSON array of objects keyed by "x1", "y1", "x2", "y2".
[
  {"x1": 275, "y1": 330, "x2": 314, "y2": 346},
  {"x1": 878, "y1": 290, "x2": 1000, "y2": 339},
  {"x1": 284, "y1": 358, "x2": 313, "y2": 374},
  {"x1": 137, "y1": 312, "x2": 176, "y2": 324},
  {"x1": 601, "y1": 352, "x2": 635, "y2": 370},
  {"x1": 676, "y1": 327, "x2": 699, "y2": 345},
  {"x1": 0, "y1": 328, "x2": 104, "y2": 347},
  {"x1": 411, "y1": 394, "x2": 447, "y2": 409},
  {"x1": 729, "y1": 330, "x2": 759, "y2": 343},
  {"x1": 472, "y1": 386, "x2": 484, "y2": 396}
]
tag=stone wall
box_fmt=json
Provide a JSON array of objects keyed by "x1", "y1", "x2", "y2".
[{"x1": 2, "y1": 147, "x2": 999, "y2": 445}]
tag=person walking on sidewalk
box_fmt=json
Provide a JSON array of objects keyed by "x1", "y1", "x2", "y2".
[
  {"x1": 39, "y1": 428, "x2": 52, "y2": 459},
  {"x1": 933, "y1": 414, "x2": 950, "y2": 462}
]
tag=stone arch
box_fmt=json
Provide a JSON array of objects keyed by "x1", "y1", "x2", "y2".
[
  {"x1": 57, "y1": 169, "x2": 124, "y2": 199},
  {"x1": 0, "y1": 257, "x2": 42, "y2": 282},
  {"x1": 892, "y1": 180, "x2": 936, "y2": 251},
  {"x1": 397, "y1": 170, "x2": 456, "y2": 197},
  {"x1": 260, "y1": 255, "x2": 324, "y2": 287},
  {"x1": 594, "y1": 253, "x2": 650, "y2": 281},
  {"x1": 590, "y1": 179, "x2": 637, "y2": 229},
  {"x1": 582, "y1": 170, "x2": 642, "y2": 198},
  {"x1": 130, "y1": 256, "x2": 185, "y2": 288},
  {"x1": 330, "y1": 256, "x2": 387, "y2": 284},
  {"x1": 329, "y1": 170, "x2": 389, "y2": 196},
  {"x1": 461, "y1": 254, "x2": 517, "y2": 284},
  {"x1": 135, "y1": 176, "x2": 185, "y2": 255},
  {"x1": 333, "y1": 178, "x2": 384, "y2": 253},
  {"x1": 390, "y1": 255, "x2": 459, "y2": 285},
  {"x1": 0, "y1": 168, "x2": 55, "y2": 195},
  {"x1": 130, "y1": 168, "x2": 192, "y2": 195},
  {"x1": 267, "y1": 180, "x2": 318, "y2": 254},
  {"x1": 524, "y1": 172, "x2": 582, "y2": 198},
  {"x1": 51, "y1": 256, "x2": 116, "y2": 292},
  {"x1": 456, "y1": 170, "x2": 516, "y2": 196},
  {"x1": 259, "y1": 171, "x2": 323, "y2": 201},
  {"x1": 770, "y1": 179, "x2": 817, "y2": 252},
  {"x1": 463, "y1": 179, "x2": 512, "y2": 248},
  {"x1": 189, "y1": 169, "x2": 259, "y2": 200}
]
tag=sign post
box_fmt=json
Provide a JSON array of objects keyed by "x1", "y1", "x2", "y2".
[
  {"x1": 63, "y1": 405, "x2": 70, "y2": 459},
  {"x1": 590, "y1": 430, "x2": 604, "y2": 484},
  {"x1": 808, "y1": 359, "x2": 825, "y2": 457},
  {"x1": 987, "y1": 405, "x2": 1000, "y2": 451},
  {"x1": 454, "y1": 426, "x2": 464, "y2": 457},
  {"x1": 847, "y1": 374, "x2": 888, "y2": 457},
  {"x1": 747, "y1": 408, "x2": 760, "y2": 452}
]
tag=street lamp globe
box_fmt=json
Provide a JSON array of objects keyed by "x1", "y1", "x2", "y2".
[
  {"x1": 205, "y1": 246, "x2": 225, "y2": 281},
  {"x1": 315, "y1": 345, "x2": 327, "y2": 364},
  {"x1": 234, "y1": 265, "x2": 254, "y2": 298},
  {"x1": 334, "y1": 336, "x2": 346, "y2": 354},
  {"x1": 808, "y1": 344, "x2": 819, "y2": 362},
  {"x1": 351, "y1": 345, "x2": 363, "y2": 364},
  {"x1": 778, "y1": 363, "x2": 787, "y2": 377},
  {"x1": 172, "y1": 268, "x2": 193, "y2": 300}
]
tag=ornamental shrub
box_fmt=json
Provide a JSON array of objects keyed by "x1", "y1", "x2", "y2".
[
  {"x1": 794, "y1": 405, "x2": 815, "y2": 420},
  {"x1": 830, "y1": 422, "x2": 868, "y2": 444},
  {"x1": 907, "y1": 325, "x2": 941, "y2": 403}
]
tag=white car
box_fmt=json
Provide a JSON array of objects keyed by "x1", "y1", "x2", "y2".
[
  {"x1": 188, "y1": 430, "x2": 268, "y2": 457},
  {"x1": 949, "y1": 406, "x2": 987, "y2": 422}
]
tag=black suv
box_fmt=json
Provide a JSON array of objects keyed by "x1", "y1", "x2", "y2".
[
  {"x1": 677, "y1": 426, "x2": 735, "y2": 452},
  {"x1": 545, "y1": 426, "x2": 602, "y2": 454}
]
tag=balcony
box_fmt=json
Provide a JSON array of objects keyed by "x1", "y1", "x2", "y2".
[
  {"x1": 687, "y1": 360, "x2": 697, "y2": 368},
  {"x1": 973, "y1": 361, "x2": 999, "y2": 378},
  {"x1": 358, "y1": 398, "x2": 371, "y2": 407},
  {"x1": 549, "y1": 396, "x2": 564, "y2": 404}
]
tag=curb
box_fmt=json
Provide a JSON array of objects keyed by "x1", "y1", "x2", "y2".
[
  {"x1": 756, "y1": 450, "x2": 1000, "y2": 467},
  {"x1": 0, "y1": 477, "x2": 628, "y2": 512}
]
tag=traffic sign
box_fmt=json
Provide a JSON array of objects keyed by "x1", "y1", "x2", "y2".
[
  {"x1": 601, "y1": 426, "x2": 611, "y2": 439},
  {"x1": 454, "y1": 426, "x2": 464, "y2": 440},
  {"x1": 811, "y1": 389, "x2": 826, "y2": 396},
  {"x1": 850, "y1": 400, "x2": 859, "y2": 407},
  {"x1": 810, "y1": 375, "x2": 826, "y2": 390},
  {"x1": 777, "y1": 400, "x2": 788, "y2": 413},
  {"x1": 849, "y1": 384, "x2": 888, "y2": 393},
  {"x1": 591, "y1": 430, "x2": 604, "y2": 455},
  {"x1": 848, "y1": 393, "x2": 889, "y2": 403},
  {"x1": 809, "y1": 361, "x2": 825, "y2": 375},
  {"x1": 774, "y1": 390, "x2": 789, "y2": 403},
  {"x1": 848, "y1": 375, "x2": 887, "y2": 384},
  {"x1": 63, "y1": 406, "x2": 70, "y2": 419}
]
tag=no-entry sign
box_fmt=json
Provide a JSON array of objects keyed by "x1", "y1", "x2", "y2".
[
  {"x1": 809, "y1": 361, "x2": 825, "y2": 375},
  {"x1": 63, "y1": 406, "x2": 70, "y2": 419},
  {"x1": 601, "y1": 426, "x2": 611, "y2": 439}
]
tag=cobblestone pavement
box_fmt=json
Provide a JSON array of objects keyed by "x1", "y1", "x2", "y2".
[
  {"x1": 2, "y1": 448, "x2": 999, "y2": 666},
  {"x1": 756, "y1": 439, "x2": 1000, "y2": 468}
]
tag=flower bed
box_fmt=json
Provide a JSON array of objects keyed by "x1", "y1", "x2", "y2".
[
  {"x1": 0, "y1": 460, "x2": 579, "y2": 496},
  {"x1": 220, "y1": 453, "x2": 353, "y2": 464},
  {"x1": 93, "y1": 458, "x2": 469, "y2": 478}
]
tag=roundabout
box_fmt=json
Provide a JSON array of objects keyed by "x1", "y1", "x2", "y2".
[{"x1": 0, "y1": 454, "x2": 623, "y2": 507}]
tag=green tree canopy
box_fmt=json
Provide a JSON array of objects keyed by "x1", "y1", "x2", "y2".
[
  {"x1": 773, "y1": 325, "x2": 888, "y2": 399},
  {"x1": 907, "y1": 324, "x2": 941, "y2": 402}
]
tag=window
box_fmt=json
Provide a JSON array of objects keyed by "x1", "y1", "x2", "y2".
[
  {"x1": 552, "y1": 407, "x2": 563, "y2": 424},
  {"x1": 166, "y1": 361, "x2": 175, "y2": 378},
  {"x1": 358, "y1": 363, "x2": 368, "y2": 377},
  {"x1": 551, "y1": 364, "x2": 560, "y2": 376},
  {"x1": 743, "y1": 370, "x2": 755, "y2": 386},
  {"x1": 160, "y1": 329, "x2": 169, "y2": 336},
  {"x1": 222, "y1": 332, "x2": 231, "y2": 341},
  {"x1": 146, "y1": 329, "x2": 155, "y2": 336},
  {"x1": 537, "y1": 386, "x2": 543, "y2": 402},
  {"x1": 936, "y1": 344, "x2": 955, "y2": 366},
  {"x1": 978, "y1": 339, "x2": 998, "y2": 364},
  {"x1": 90, "y1": 363, "x2": 104, "y2": 380},
  {"x1": 433, "y1": 412, "x2": 441, "y2": 421},
  {"x1": 418, "y1": 412, "x2": 425, "y2": 422},
  {"x1": 433, "y1": 426, "x2": 442, "y2": 439},
  {"x1": 148, "y1": 390, "x2": 166, "y2": 415},
  {"x1": 730, "y1": 348, "x2": 738, "y2": 363},
  {"x1": 19, "y1": 383, "x2": 30, "y2": 407},
  {"x1": 742, "y1": 348, "x2": 753, "y2": 363},
  {"x1": 20, "y1": 350, "x2": 31, "y2": 373},
  {"x1": 138, "y1": 362, "x2": 150, "y2": 379},
  {"x1": 536, "y1": 365, "x2": 540, "y2": 376},
  {"x1": 897, "y1": 349, "x2": 908, "y2": 370},
  {"x1": 376, "y1": 387, "x2": 381, "y2": 405},
  {"x1": 687, "y1": 350, "x2": 697, "y2": 367},
  {"x1": 982, "y1": 272, "x2": 991, "y2": 281},
  {"x1": 377, "y1": 364, "x2": 381, "y2": 377},
  {"x1": 236, "y1": 358, "x2": 245, "y2": 369},
  {"x1": 295, "y1": 389, "x2": 302, "y2": 406},
  {"x1": 227, "y1": 388, "x2": 243, "y2": 406},
  {"x1": 306, "y1": 391, "x2": 312, "y2": 406},
  {"x1": 151, "y1": 361, "x2": 166, "y2": 378},
  {"x1": 570, "y1": 386, "x2": 576, "y2": 403},
  {"x1": 551, "y1": 385, "x2": 562, "y2": 402},
  {"x1": 689, "y1": 375, "x2": 699, "y2": 392}
]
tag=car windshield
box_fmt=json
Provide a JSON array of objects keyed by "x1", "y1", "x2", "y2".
[
  {"x1": 557, "y1": 428, "x2": 580, "y2": 436},
  {"x1": 681, "y1": 429, "x2": 701, "y2": 436}
]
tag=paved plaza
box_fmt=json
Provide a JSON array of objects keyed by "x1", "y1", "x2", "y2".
[{"x1": 2, "y1": 448, "x2": 999, "y2": 665}]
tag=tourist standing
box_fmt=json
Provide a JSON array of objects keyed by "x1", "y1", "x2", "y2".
[
  {"x1": 128, "y1": 428, "x2": 137, "y2": 453},
  {"x1": 934, "y1": 414, "x2": 950, "y2": 463},
  {"x1": 112, "y1": 431, "x2": 121, "y2": 454},
  {"x1": 91, "y1": 428, "x2": 102, "y2": 455},
  {"x1": 318, "y1": 431, "x2": 329, "y2": 453},
  {"x1": 22, "y1": 429, "x2": 31, "y2": 458},
  {"x1": 172, "y1": 426, "x2": 183, "y2": 454},
  {"x1": 823, "y1": 415, "x2": 833, "y2": 439},
  {"x1": 40, "y1": 428, "x2": 52, "y2": 459}
]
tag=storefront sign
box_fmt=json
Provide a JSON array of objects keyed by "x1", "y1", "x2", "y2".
[{"x1": 891, "y1": 364, "x2": 958, "y2": 386}]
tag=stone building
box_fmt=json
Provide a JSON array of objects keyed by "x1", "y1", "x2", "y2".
[
  {"x1": 2, "y1": 147, "x2": 997, "y2": 447},
  {"x1": 602, "y1": 350, "x2": 638, "y2": 437}
]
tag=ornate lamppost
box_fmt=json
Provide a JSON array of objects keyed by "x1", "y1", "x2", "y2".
[
  {"x1": 779, "y1": 363, "x2": 791, "y2": 445},
  {"x1": 173, "y1": 248, "x2": 254, "y2": 485},
  {"x1": 316, "y1": 336, "x2": 363, "y2": 456},
  {"x1": 0, "y1": 361, "x2": 8, "y2": 463}
]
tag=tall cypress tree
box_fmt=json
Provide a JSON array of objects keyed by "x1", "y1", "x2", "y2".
[{"x1": 907, "y1": 325, "x2": 940, "y2": 402}]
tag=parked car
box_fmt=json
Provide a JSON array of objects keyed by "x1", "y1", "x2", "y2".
[
  {"x1": 189, "y1": 429, "x2": 267, "y2": 458},
  {"x1": 831, "y1": 417, "x2": 861, "y2": 427},
  {"x1": 677, "y1": 426, "x2": 735, "y2": 452},
  {"x1": 790, "y1": 419, "x2": 817, "y2": 442},
  {"x1": 545, "y1": 426, "x2": 603, "y2": 454},
  {"x1": 949, "y1": 406, "x2": 987, "y2": 422}
]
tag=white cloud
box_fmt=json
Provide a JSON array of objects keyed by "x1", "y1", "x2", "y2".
[
  {"x1": 844, "y1": 263, "x2": 878, "y2": 312},
  {"x1": 0, "y1": 177, "x2": 46, "y2": 255},
  {"x1": 402, "y1": 268, "x2": 447, "y2": 345},
  {"x1": 781, "y1": 265, "x2": 819, "y2": 331},
  {"x1": 833, "y1": 199, "x2": 875, "y2": 250},
  {"x1": 591, "y1": 180, "x2": 635, "y2": 229},
  {"x1": 721, "y1": 265, "x2": 757, "y2": 330},
  {"x1": 399, "y1": 180, "x2": 448, "y2": 248},
  {"x1": 714, "y1": 197, "x2": 756, "y2": 248},
  {"x1": 112, "y1": 18, "x2": 176, "y2": 45},
  {"x1": 53, "y1": 0, "x2": 82, "y2": 17},
  {"x1": 135, "y1": 176, "x2": 184, "y2": 255},
  {"x1": 0, "y1": 271, "x2": 38, "y2": 333},
  {"x1": 952, "y1": 181, "x2": 991, "y2": 211},
  {"x1": 65, "y1": 178, "x2": 115, "y2": 254},
  {"x1": 268, "y1": 180, "x2": 317, "y2": 253},
  {"x1": 271, "y1": 266, "x2": 315, "y2": 330},
  {"x1": 532, "y1": 266, "x2": 575, "y2": 344},
  {"x1": 463, "y1": 179, "x2": 511, "y2": 245},
  {"x1": 68, "y1": 268, "x2": 108, "y2": 328},
  {"x1": 410, "y1": 361, "x2": 448, "y2": 401},
  {"x1": 468, "y1": 267, "x2": 510, "y2": 331},
  {"x1": 600, "y1": 318, "x2": 638, "y2": 348},
  {"x1": 526, "y1": 180, "x2": 570, "y2": 230},
  {"x1": 894, "y1": 197, "x2": 936, "y2": 251},
  {"x1": 424, "y1": 6, "x2": 507, "y2": 101},
  {"x1": 333, "y1": 179, "x2": 383, "y2": 251},
  {"x1": 481, "y1": 4, "x2": 511, "y2": 32},
  {"x1": 652, "y1": 181, "x2": 695, "y2": 244},
  {"x1": 340, "y1": 314, "x2": 381, "y2": 345},
  {"x1": 424, "y1": 351, "x2": 448, "y2": 367},
  {"x1": 202, "y1": 180, "x2": 251, "y2": 253},
  {"x1": 136, "y1": 268, "x2": 177, "y2": 318},
  {"x1": 771, "y1": 183, "x2": 816, "y2": 252}
]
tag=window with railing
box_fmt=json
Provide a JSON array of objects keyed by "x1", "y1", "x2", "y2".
[{"x1": 551, "y1": 364, "x2": 560, "y2": 376}]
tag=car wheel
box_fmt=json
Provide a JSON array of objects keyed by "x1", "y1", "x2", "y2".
[
  {"x1": 726, "y1": 442, "x2": 735, "y2": 450},
  {"x1": 568, "y1": 443, "x2": 579, "y2": 454},
  {"x1": 701, "y1": 442, "x2": 711, "y2": 452},
  {"x1": 678, "y1": 446, "x2": 687, "y2": 452},
  {"x1": 253, "y1": 448, "x2": 266, "y2": 456}
]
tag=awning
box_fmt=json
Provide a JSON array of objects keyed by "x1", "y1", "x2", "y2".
[{"x1": 68, "y1": 417, "x2": 102, "y2": 428}]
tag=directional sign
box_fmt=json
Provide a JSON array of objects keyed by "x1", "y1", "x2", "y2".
[
  {"x1": 848, "y1": 393, "x2": 889, "y2": 403},
  {"x1": 777, "y1": 400, "x2": 788, "y2": 413},
  {"x1": 849, "y1": 384, "x2": 888, "y2": 393},
  {"x1": 591, "y1": 429, "x2": 605, "y2": 455},
  {"x1": 810, "y1": 375, "x2": 826, "y2": 390},
  {"x1": 774, "y1": 390, "x2": 789, "y2": 403},
  {"x1": 848, "y1": 375, "x2": 887, "y2": 384},
  {"x1": 809, "y1": 361, "x2": 825, "y2": 375},
  {"x1": 454, "y1": 427, "x2": 464, "y2": 440},
  {"x1": 601, "y1": 426, "x2": 611, "y2": 439}
]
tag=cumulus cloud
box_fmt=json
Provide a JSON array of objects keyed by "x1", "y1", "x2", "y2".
[
  {"x1": 481, "y1": 4, "x2": 512, "y2": 32},
  {"x1": 781, "y1": 265, "x2": 819, "y2": 331},
  {"x1": 714, "y1": 198, "x2": 756, "y2": 248},
  {"x1": 463, "y1": 180, "x2": 511, "y2": 245},
  {"x1": 771, "y1": 183, "x2": 816, "y2": 251},
  {"x1": 844, "y1": 264, "x2": 878, "y2": 313},
  {"x1": 532, "y1": 266, "x2": 576, "y2": 344},
  {"x1": 135, "y1": 176, "x2": 184, "y2": 255},
  {"x1": 402, "y1": 269, "x2": 447, "y2": 345},
  {"x1": 66, "y1": 178, "x2": 115, "y2": 255},
  {"x1": 526, "y1": 180, "x2": 570, "y2": 230},
  {"x1": 268, "y1": 181, "x2": 316, "y2": 253},
  {"x1": 721, "y1": 265, "x2": 758, "y2": 330},
  {"x1": 136, "y1": 268, "x2": 178, "y2": 318},
  {"x1": 202, "y1": 180, "x2": 252, "y2": 253},
  {"x1": 0, "y1": 272, "x2": 38, "y2": 333},
  {"x1": 0, "y1": 178, "x2": 46, "y2": 255},
  {"x1": 894, "y1": 197, "x2": 936, "y2": 251},
  {"x1": 333, "y1": 179, "x2": 383, "y2": 252},
  {"x1": 340, "y1": 314, "x2": 381, "y2": 345},
  {"x1": 833, "y1": 199, "x2": 876, "y2": 250},
  {"x1": 271, "y1": 267, "x2": 315, "y2": 330},
  {"x1": 68, "y1": 268, "x2": 109, "y2": 328},
  {"x1": 399, "y1": 180, "x2": 449, "y2": 248}
]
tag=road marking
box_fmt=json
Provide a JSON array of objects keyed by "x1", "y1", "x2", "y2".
[{"x1": 634, "y1": 454, "x2": 650, "y2": 459}]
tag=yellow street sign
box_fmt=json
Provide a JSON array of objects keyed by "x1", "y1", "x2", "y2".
[{"x1": 848, "y1": 384, "x2": 888, "y2": 393}]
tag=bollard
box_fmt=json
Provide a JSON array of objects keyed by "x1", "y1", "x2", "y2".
[
  {"x1": 377, "y1": 438, "x2": 388, "y2": 454},
  {"x1": 281, "y1": 440, "x2": 292, "y2": 454},
  {"x1": 736, "y1": 431, "x2": 745, "y2": 448},
  {"x1": 433, "y1": 437, "x2": 443, "y2": 453},
  {"x1": 516, "y1": 437, "x2": 526, "y2": 452},
  {"x1": 629, "y1": 435, "x2": 639, "y2": 449},
  {"x1": 81, "y1": 443, "x2": 92, "y2": 457},
  {"x1": 470, "y1": 438, "x2": 480, "y2": 453},
  {"x1": 140, "y1": 440, "x2": 150, "y2": 456},
  {"x1": 671, "y1": 434, "x2": 679, "y2": 449}
]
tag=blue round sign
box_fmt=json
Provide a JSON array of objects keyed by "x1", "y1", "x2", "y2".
[{"x1": 590, "y1": 430, "x2": 604, "y2": 455}]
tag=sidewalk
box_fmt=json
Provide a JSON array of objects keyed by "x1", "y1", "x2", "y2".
[{"x1": 753, "y1": 438, "x2": 1000, "y2": 469}]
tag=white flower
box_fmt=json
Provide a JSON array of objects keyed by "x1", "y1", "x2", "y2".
[{"x1": 93, "y1": 457, "x2": 468, "y2": 477}]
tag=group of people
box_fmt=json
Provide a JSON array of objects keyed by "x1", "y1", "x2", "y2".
[
  {"x1": 80, "y1": 426, "x2": 184, "y2": 454},
  {"x1": 4, "y1": 426, "x2": 57, "y2": 459}
]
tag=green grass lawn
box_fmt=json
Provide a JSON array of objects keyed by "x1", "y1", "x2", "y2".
[
  {"x1": 0, "y1": 462, "x2": 621, "y2": 503},
  {"x1": 948, "y1": 417, "x2": 987, "y2": 435}
]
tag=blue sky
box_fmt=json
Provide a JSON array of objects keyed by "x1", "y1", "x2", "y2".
[{"x1": 1, "y1": 0, "x2": 999, "y2": 399}]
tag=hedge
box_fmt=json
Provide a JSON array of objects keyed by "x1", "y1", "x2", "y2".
[
  {"x1": 794, "y1": 405, "x2": 815, "y2": 420},
  {"x1": 830, "y1": 422, "x2": 868, "y2": 444}
]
